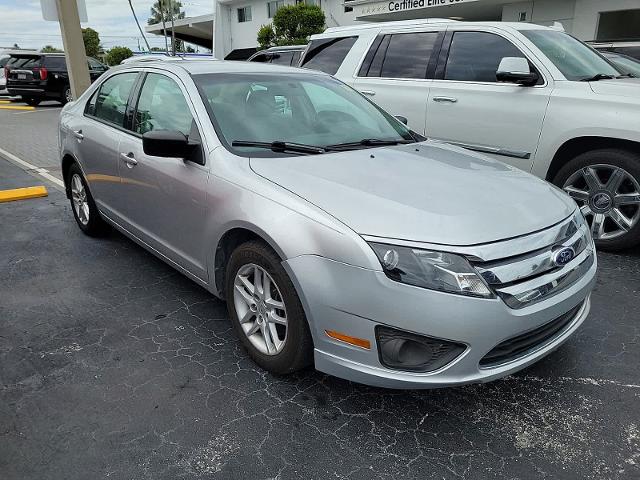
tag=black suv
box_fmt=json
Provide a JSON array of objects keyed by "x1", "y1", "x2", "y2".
[{"x1": 5, "y1": 53, "x2": 108, "y2": 105}]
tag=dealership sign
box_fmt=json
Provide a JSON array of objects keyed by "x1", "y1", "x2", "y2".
[{"x1": 357, "y1": 0, "x2": 479, "y2": 17}]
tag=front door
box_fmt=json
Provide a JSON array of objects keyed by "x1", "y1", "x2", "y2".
[
  {"x1": 353, "y1": 31, "x2": 441, "y2": 134},
  {"x1": 426, "y1": 29, "x2": 552, "y2": 171},
  {"x1": 116, "y1": 72, "x2": 209, "y2": 279}
]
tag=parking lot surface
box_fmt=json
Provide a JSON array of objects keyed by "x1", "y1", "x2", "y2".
[{"x1": 1, "y1": 108, "x2": 640, "y2": 479}]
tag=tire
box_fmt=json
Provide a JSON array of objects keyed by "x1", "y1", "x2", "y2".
[
  {"x1": 24, "y1": 97, "x2": 40, "y2": 106},
  {"x1": 225, "y1": 241, "x2": 313, "y2": 375},
  {"x1": 66, "y1": 163, "x2": 109, "y2": 236},
  {"x1": 553, "y1": 148, "x2": 640, "y2": 251},
  {"x1": 60, "y1": 85, "x2": 72, "y2": 105}
]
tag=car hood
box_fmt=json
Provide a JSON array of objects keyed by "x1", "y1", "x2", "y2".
[
  {"x1": 589, "y1": 77, "x2": 640, "y2": 98},
  {"x1": 249, "y1": 141, "x2": 575, "y2": 246}
]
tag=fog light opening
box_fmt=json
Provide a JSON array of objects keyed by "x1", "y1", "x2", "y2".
[{"x1": 376, "y1": 326, "x2": 466, "y2": 373}]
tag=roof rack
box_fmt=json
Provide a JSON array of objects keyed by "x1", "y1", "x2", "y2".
[{"x1": 324, "y1": 18, "x2": 458, "y2": 33}]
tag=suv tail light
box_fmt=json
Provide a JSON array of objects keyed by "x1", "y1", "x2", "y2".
[{"x1": 33, "y1": 67, "x2": 48, "y2": 80}]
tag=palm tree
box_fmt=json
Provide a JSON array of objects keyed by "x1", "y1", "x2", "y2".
[
  {"x1": 128, "y1": 0, "x2": 151, "y2": 52},
  {"x1": 148, "y1": 1, "x2": 185, "y2": 55},
  {"x1": 149, "y1": 0, "x2": 169, "y2": 53}
]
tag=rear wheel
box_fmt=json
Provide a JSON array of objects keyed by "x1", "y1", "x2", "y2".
[
  {"x1": 24, "y1": 97, "x2": 40, "y2": 106},
  {"x1": 60, "y1": 85, "x2": 72, "y2": 105},
  {"x1": 67, "y1": 163, "x2": 108, "y2": 236},
  {"x1": 554, "y1": 149, "x2": 640, "y2": 251},
  {"x1": 225, "y1": 241, "x2": 313, "y2": 375}
]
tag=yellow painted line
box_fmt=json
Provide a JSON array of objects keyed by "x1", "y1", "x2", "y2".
[
  {"x1": 0, "y1": 100, "x2": 11, "y2": 104},
  {"x1": 0, "y1": 186, "x2": 48, "y2": 203},
  {"x1": 0, "y1": 105, "x2": 35, "y2": 111}
]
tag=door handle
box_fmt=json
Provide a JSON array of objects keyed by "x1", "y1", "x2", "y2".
[
  {"x1": 72, "y1": 129, "x2": 84, "y2": 140},
  {"x1": 433, "y1": 96, "x2": 458, "y2": 103},
  {"x1": 360, "y1": 90, "x2": 376, "y2": 96},
  {"x1": 120, "y1": 152, "x2": 138, "y2": 166}
]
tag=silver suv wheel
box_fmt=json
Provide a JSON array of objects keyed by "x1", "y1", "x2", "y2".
[
  {"x1": 563, "y1": 164, "x2": 640, "y2": 240},
  {"x1": 233, "y1": 263, "x2": 288, "y2": 355}
]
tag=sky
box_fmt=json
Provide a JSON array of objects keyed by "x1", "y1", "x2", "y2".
[{"x1": 0, "y1": 0, "x2": 213, "y2": 52}]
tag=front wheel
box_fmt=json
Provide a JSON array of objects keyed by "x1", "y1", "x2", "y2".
[
  {"x1": 225, "y1": 241, "x2": 313, "y2": 375},
  {"x1": 554, "y1": 148, "x2": 640, "y2": 251}
]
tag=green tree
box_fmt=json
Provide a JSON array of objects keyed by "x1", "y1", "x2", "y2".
[
  {"x1": 41, "y1": 45, "x2": 63, "y2": 53},
  {"x1": 105, "y1": 46, "x2": 133, "y2": 66},
  {"x1": 257, "y1": 24, "x2": 276, "y2": 50},
  {"x1": 258, "y1": 4, "x2": 325, "y2": 48},
  {"x1": 82, "y1": 28, "x2": 101, "y2": 57},
  {"x1": 148, "y1": 0, "x2": 185, "y2": 24}
]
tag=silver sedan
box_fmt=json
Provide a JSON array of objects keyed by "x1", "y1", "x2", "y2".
[{"x1": 59, "y1": 60, "x2": 596, "y2": 388}]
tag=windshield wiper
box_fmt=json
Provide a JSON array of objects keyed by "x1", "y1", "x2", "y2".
[
  {"x1": 232, "y1": 140, "x2": 326, "y2": 155},
  {"x1": 580, "y1": 73, "x2": 615, "y2": 82},
  {"x1": 326, "y1": 138, "x2": 414, "y2": 150},
  {"x1": 617, "y1": 73, "x2": 636, "y2": 78}
]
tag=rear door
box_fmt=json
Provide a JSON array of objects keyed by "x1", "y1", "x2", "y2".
[
  {"x1": 78, "y1": 71, "x2": 140, "y2": 216},
  {"x1": 353, "y1": 30, "x2": 442, "y2": 134},
  {"x1": 115, "y1": 71, "x2": 209, "y2": 279},
  {"x1": 43, "y1": 56, "x2": 67, "y2": 95},
  {"x1": 426, "y1": 29, "x2": 552, "y2": 170}
]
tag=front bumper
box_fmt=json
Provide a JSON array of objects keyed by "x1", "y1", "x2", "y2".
[{"x1": 284, "y1": 253, "x2": 596, "y2": 389}]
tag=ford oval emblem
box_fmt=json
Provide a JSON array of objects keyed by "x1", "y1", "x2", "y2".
[{"x1": 553, "y1": 247, "x2": 575, "y2": 266}]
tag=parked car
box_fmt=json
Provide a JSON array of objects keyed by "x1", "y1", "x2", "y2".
[
  {"x1": 247, "y1": 45, "x2": 306, "y2": 66},
  {"x1": 600, "y1": 51, "x2": 640, "y2": 78},
  {"x1": 589, "y1": 41, "x2": 640, "y2": 61},
  {"x1": 5, "y1": 52, "x2": 108, "y2": 105},
  {"x1": 301, "y1": 20, "x2": 640, "y2": 250},
  {"x1": 59, "y1": 60, "x2": 596, "y2": 389},
  {"x1": 0, "y1": 49, "x2": 38, "y2": 95}
]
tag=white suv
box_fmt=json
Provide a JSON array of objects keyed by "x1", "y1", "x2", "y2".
[{"x1": 300, "y1": 20, "x2": 640, "y2": 250}]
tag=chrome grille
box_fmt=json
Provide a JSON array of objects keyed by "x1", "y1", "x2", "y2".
[{"x1": 472, "y1": 211, "x2": 595, "y2": 309}]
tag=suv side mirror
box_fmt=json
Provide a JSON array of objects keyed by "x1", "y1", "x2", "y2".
[
  {"x1": 395, "y1": 115, "x2": 408, "y2": 125},
  {"x1": 496, "y1": 57, "x2": 539, "y2": 86},
  {"x1": 142, "y1": 130, "x2": 202, "y2": 164}
]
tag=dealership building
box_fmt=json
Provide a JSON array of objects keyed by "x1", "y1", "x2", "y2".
[{"x1": 146, "y1": 0, "x2": 640, "y2": 59}]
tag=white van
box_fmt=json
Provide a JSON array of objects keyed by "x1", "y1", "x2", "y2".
[{"x1": 300, "y1": 20, "x2": 640, "y2": 250}]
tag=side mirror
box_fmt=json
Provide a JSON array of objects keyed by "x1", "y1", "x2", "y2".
[
  {"x1": 395, "y1": 115, "x2": 408, "y2": 125},
  {"x1": 142, "y1": 130, "x2": 202, "y2": 164},
  {"x1": 496, "y1": 57, "x2": 539, "y2": 86}
]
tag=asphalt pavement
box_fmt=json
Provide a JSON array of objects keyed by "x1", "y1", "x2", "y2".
[{"x1": 1, "y1": 103, "x2": 639, "y2": 480}]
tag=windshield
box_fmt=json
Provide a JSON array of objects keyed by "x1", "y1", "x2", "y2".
[
  {"x1": 193, "y1": 73, "x2": 414, "y2": 156},
  {"x1": 522, "y1": 30, "x2": 621, "y2": 81},
  {"x1": 605, "y1": 53, "x2": 640, "y2": 77}
]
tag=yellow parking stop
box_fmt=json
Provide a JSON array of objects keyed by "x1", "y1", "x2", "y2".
[{"x1": 0, "y1": 186, "x2": 48, "y2": 203}]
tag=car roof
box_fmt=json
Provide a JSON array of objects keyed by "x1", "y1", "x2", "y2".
[
  {"x1": 264, "y1": 45, "x2": 306, "y2": 52},
  {"x1": 320, "y1": 19, "x2": 554, "y2": 36},
  {"x1": 114, "y1": 59, "x2": 323, "y2": 76}
]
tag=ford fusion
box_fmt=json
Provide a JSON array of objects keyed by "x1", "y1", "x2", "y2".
[{"x1": 58, "y1": 61, "x2": 596, "y2": 388}]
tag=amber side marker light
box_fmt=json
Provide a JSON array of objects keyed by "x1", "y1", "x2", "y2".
[{"x1": 325, "y1": 330, "x2": 371, "y2": 350}]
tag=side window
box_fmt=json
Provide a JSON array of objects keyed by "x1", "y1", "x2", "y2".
[
  {"x1": 366, "y1": 32, "x2": 438, "y2": 79},
  {"x1": 88, "y1": 58, "x2": 104, "y2": 70},
  {"x1": 444, "y1": 31, "x2": 524, "y2": 82},
  {"x1": 44, "y1": 56, "x2": 66, "y2": 70},
  {"x1": 300, "y1": 36, "x2": 357, "y2": 75},
  {"x1": 134, "y1": 73, "x2": 194, "y2": 136},
  {"x1": 250, "y1": 53, "x2": 270, "y2": 63},
  {"x1": 91, "y1": 72, "x2": 138, "y2": 127},
  {"x1": 270, "y1": 51, "x2": 294, "y2": 65}
]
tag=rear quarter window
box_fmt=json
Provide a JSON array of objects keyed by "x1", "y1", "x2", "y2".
[
  {"x1": 300, "y1": 36, "x2": 357, "y2": 75},
  {"x1": 44, "y1": 56, "x2": 67, "y2": 70}
]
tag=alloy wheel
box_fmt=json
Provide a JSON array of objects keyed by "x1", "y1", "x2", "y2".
[
  {"x1": 70, "y1": 173, "x2": 90, "y2": 225},
  {"x1": 233, "y1": 263, "x2": 288, "y2": 355},
  {"x1": 563, "y1": 164, "x2": 640, "y2": 240},
  {"x1": 65, "y1": 87, "x2": 73, "y2": 103}
]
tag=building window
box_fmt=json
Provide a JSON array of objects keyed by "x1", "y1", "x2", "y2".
[
  {"x1": 267, "y1": 0, "x2": 284, "y2": 18},
  {"x1": 237, "y1": 6, "x2": 252, "y2": 22},
  {"x1": 296, "y1": 0, "x2": 319, "y2": 5},
  {"x1": 518, "y1": 11, "x2": 527, "y2": 22}
]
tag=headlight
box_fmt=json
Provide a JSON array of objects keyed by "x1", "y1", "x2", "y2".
[{"x1": 369, "y1": 243, "x2": 493, "y2": 298}]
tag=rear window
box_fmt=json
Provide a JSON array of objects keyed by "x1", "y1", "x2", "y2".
[
  {"x1": 300, "y1": 36, "x2": 356, "y2": 75},
  {"x1": 7, "y1": 56, "x2": 42, "y2": 69},
  {"x1": 361, "y1": 32, "x2": 439, "y2": 79},
  {"x1": 44, "y1": 56, "x2": 67, "y2": 69}
]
